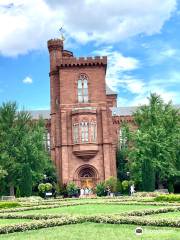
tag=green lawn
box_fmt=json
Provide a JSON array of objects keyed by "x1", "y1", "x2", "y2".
[
  {"x1": 0, "y1": 223, "x2": 180, "y2": 240},
  {"x1": 0, "y1": 218, "x2": 32, "y2": 225},
  {"x1": 13, "y1": 204, "x2": 163, "y2": 216},
  {"x1": 144, "y1": 211, "x2": 180, "y2": 220}
]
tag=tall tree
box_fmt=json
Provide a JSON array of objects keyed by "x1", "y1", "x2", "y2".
[
  {"x1": 129, "y1": 93, "x2": 180, "y2": 191},
  {"x1": 0, "y1": 102, "x2": 56, "y2": 195},
  {"x1": 116, "y1": 123, "x2": 130, "y2": 181},
  {"x1": 19, "y1": 164, "x2": 32, "y2": 197}
]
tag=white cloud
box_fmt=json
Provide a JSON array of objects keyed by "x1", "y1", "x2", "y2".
[
  {"x1": 0, "y1": 0, "x2": 177, "y2": 56},
  {"x1": 147, "y1": 45, "x2": 180, "y2": 65},
  {"x1": 22, "y1": 76, "x2": 33, "y2": 84},
  {"x1": 94, "y1": 46, "x2": 180, "y2": 106},
  {"x1": 93, "y1": 46, "x2": 141, "y2": 92},
  {"x1": 122, "y1": 71, "x2": 180, "y2": 106}
]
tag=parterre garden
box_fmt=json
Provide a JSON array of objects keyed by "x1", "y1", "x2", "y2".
[{"x1": 0, "y1": 195, "x2": 179, "y2": 239}]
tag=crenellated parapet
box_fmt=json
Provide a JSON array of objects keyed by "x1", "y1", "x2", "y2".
[
  {"x1": 47, "y1": 38, "x2": 64, "y2": 52},
  {"x1": 58, "y1": 56, "x2": 107, "y2": 68}
]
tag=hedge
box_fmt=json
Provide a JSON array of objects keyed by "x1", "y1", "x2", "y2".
[
  {"x1": 0, "y1": 202, "x2": 20, "y2": 209},
  {"x1": 155, "y1": 194, "x2": 180, "y2": 202},
  {"x1": 1, "y1": 200, "x2": 180, "y2": 214},
  {"x1": 88, "y1": 215, "x2": 180, "y2": 227},
  {"x1": 0, "y1": 213, "x2": 67, "y2": 220},
  {"x1": 0, "y1": 206, "x2": 179, "y2": 220},
  {"x1": 0, "y1": 216, "x2": 84, "y2": 234},
  {"x1": 0, "y1": 214, "x2": 179, "y2": 235},
  {"x1": 0, "y1": 202, "x2": 87, "y2": 213},
  {"x1": 123, "y1": 206, "x2": 180, "y2": 216}
]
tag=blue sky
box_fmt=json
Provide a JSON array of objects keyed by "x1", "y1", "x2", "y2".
[{"x1": 0, "y1": 0, "x2": 180, "y2": 109}]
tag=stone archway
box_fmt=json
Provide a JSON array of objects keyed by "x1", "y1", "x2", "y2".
[{"x1": 74, "y1": 165, "x2": 98, "y2": 188}]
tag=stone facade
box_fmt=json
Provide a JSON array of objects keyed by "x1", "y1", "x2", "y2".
[
  {"x1": 47, "y1": 38, "x2": 120, "y2": 187},
  {"x1": 30, "y1": 38, "x2": 180, "y2": 188}
]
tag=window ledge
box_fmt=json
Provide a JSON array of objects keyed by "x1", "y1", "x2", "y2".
[{"x1": 73, "y1": 143, "x2": 98, "y2": 160}]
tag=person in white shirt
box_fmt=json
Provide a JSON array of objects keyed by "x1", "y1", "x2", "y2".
[
  {"x1": 130, "y1": 184, "x2": 135, "y2": 196},
  {"x1": 80, "y1": 188, "x2": 84, "y2": 196}
]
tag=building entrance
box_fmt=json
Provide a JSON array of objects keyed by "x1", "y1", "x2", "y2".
[{"x1": 76, "y1": 165, "x2": 98, "y2": 188}]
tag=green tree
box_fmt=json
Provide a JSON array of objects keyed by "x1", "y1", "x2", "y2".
[
  {"x1": 129, "y1": 93, "x2": 180, "y2": 191},
  {"x1": 19, "y1": 164, "x2": 32, "y2": 197},
  {"x1": 142, "y1": 159, "x2": 155, "y2": 191},
  {"x1": 0, "y1": 101, "x2": 56, "y2": 195},
  {"x1": 116, "y1": 123, "x2": 130, "y2": 181},
  {"x1": 0, "y1": 166, "x2": 7, "y2": 181}
]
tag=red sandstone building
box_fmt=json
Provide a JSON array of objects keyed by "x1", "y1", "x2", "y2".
[
  {"x1": 29, "y1": 38, "x2": 179, "y2": 189},
  {"x1": 30, "y1": 38, "x2": 136, "y2": 188}
]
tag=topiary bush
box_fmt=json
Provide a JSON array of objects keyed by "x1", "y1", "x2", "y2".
[
  {"x1": 122, "y1": 180, "x2": 129, "y2": 194},
  {"x1": 66, "y1": 182, "x2": 78, "y2": 197},
  {"x1": 95, "y1": 182, "x2": 106, "y2": 197},
  {"x1": 38, "y1": 183, "x2": 53, "y2": 198},
  {"x1": 45, "y1": 183, "x2": 53, "y2": 192},
  {"x1": 105, "y1": 177, "x2": 117, "y2": 193}
]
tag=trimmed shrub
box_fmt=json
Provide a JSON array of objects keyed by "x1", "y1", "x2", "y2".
[
  {"x1": 0, "y1": 214, "x2": 179, "y2": 235},
  {"x1": 38, "y1": 183, "x2": 46, "y2": 196},
  {"x1": 38, "y1": 183, "x2": 53, "y2": 197},
  {"x1": 45, "y1": 183, "x2": 53, "y2": 192},
  {"x1": 17, "y1": 196, "x2": 43, "y2": 203},
  {"x1": 95, "y1": 182, "x2": 106, "y2": 197},
  {"x1": 0, "y1": 216, "x2": 84, "y2": 234},
  {"x1": 105, "y1": 177, "x2": 117, "y2": 193},
  {"x1": 155, "y1": 194, "x2": 180, "y2": 202},
  {"x1": 124, "y1": 206, "x2": 180, "y2": 216},
  {"x1": 133, "y1": 192, "x2": 161, "y2": 198},
  {"x1": 122, "y1": 180, "x2": 129, "y2": 194},
  {"x1": 66, "y1": 182, "x2": 78, "y2": 197},
  {"x1": 0, "y1": 202, "x2": 20, "y2": 209}
]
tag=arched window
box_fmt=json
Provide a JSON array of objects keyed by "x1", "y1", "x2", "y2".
[{"x1": 78, "y1": 74, "x2": 88, "y2": 103}]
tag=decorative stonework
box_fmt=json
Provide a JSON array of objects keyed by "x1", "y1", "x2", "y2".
[{"x1": 48, "y1": 38, "x2": 116, "y2": 186}]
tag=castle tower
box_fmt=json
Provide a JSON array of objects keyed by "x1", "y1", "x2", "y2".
[{"x1": 48, "y1": 38, "x2": 117, "y2": 187}]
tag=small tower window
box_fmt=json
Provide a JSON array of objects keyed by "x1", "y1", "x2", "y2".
[{"x1": 78, "y1": 74, "x2": 88, "y2": 103}]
